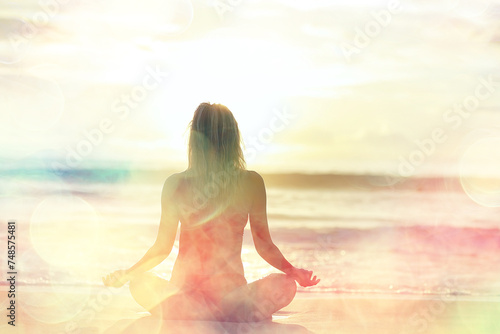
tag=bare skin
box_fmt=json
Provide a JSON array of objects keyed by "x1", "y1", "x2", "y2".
[{"x1": 103, "y1": 170, "x2": 320, "y2": 321}]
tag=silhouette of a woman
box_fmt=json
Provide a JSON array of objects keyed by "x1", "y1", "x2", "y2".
[{"x1": 103, "y1": 102, "x2": 319, "y2": 321}]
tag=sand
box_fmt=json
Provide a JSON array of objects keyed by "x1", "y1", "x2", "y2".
[{"x1": 1, "y1": 286, "x2": 499, "y2": 334}]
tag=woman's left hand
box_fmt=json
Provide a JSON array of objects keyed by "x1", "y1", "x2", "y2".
[{"x1": 102, "y1": 269, "x2": 130, "y2": 288}]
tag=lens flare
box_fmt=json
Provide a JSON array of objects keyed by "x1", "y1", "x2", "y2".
[
  {"x1": 29, "y1": 195, "x2": 102, "y2": 269},
  {"x1": 17, "y1": 250, "x2": 91, "y2": 325},
  {"x1": 459, "y1": 137, "x2": 500, "y2": 207}
]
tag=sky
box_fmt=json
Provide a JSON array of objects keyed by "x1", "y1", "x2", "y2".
[{"x1": 1, "y1": 0, "x2": 500, "y2": 176}]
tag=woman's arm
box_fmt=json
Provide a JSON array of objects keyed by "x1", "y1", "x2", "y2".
[
  {"x1": 103, "y1": 174, "x2": 180, "y2": 287},
  {"x1": 248, "y1": 171, "x2": 320, "y2": 287}
]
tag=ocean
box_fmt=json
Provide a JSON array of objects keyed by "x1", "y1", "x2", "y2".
[{"x1": 2, "y1": 169, "x2": 500, "y2": 299}]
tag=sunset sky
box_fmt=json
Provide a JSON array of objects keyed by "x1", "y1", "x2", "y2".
[{"x1": 1, "y1": 0, "x2": 500, "y2": 175}]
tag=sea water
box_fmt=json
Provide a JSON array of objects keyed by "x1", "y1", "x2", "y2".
[{"x1": 1, "y1": 169, "x2": 500, "y2": 298}]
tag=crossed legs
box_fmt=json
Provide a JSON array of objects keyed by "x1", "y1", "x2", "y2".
[
  {"x1": 219, "y1": 273, "x2": 297, "y2": 322},
  {"x1": 128, "y1": 273, "x2": 297, "y2": 322}
]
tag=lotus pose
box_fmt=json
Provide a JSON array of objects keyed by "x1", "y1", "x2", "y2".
[{"x1": 103, "y1": 103, "x2": 320, "y2": 321}]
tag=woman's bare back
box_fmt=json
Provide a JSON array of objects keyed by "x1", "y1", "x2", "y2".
[{"x1": 169, "y1": 170, "x2": 254, "y2": 301}]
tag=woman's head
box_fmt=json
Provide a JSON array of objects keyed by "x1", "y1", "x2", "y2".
[
  {"x1": 188, "y1": 102, "x2": 245, "y2": 174},
  {"x1": 186, "y1": 103, "x2": 246, "y2": 211}
]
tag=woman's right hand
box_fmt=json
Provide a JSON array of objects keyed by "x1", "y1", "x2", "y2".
[
  {"x1": 102, "y1": 269, "x2": 130, "y2": 288},
  {"x1": 286, "y1": 268, "x2": 320, "y2": 287}
]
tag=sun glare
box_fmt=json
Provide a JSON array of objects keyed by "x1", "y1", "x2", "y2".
[{"x1": 150, "y1": 36, "x2": 304, "y2": 153}]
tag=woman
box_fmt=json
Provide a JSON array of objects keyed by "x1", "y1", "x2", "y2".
[{"x1": 103, "y1": 102, "x2": 320, "y2": 322}]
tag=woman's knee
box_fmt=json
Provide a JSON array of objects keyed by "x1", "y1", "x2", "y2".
[
  {"x1": 129, "y1": 273, "x2": 174, "y2": 315},
  {"x1": 266, "y1": 273, "x2": 297, "y2": 307},
  {"x1": 129, "y1": 272, "x2": 156, "y2": 294},
  {"x1": 269, "y1": 273, "x2": 297, "y2": 289},
  {"x1": 281, "y1": 274, "x2": 297, "y2": 304},
  {"x1": 129, "y1": 272, "x2": 171, "y2": 305}
]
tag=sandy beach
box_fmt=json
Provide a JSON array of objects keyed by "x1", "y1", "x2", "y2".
[{"x1": 1, "y1": 286, "x2": 499, "y2": 334}]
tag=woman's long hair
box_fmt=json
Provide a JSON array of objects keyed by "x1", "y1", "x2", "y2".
[{"x1": 187, "y1": 102, "x2": 246, "y2": 211}]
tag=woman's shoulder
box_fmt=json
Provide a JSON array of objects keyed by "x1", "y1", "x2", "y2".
[
  {"x1": 226, "y1": 169, "x2": 260, "y2": 181},
  {"x1": 245, "y1": 169, "x2": 261, "y2": 180},
  {"x1": 241, "y1": 170, "x2": 265, "y2": 190},
  {"x1": 161, "y1": 171, "x2": 187, "y2": 193},
  {"x1": 165, "y1": 171, "x2": 184, "y2": 182}
]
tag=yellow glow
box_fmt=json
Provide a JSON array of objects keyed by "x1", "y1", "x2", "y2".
[
  {"x1": 21, "y1": 287, "x2": 90, "y2": 324},
  {"x1": 107, "y1": 0, "x2": 194, "y2": 37},
  {"x1": 30, "y1": 196, "x2": 102, "y2": 269},
  {"x1": 460, "y1": 137, "x2": 500, "y2": 207},
  {"x1": 151, "y1": 36, "x2": 305, "y2": 135},
  {"x1": 3, "y1": 72, "x2": 64, "y2": 132}
]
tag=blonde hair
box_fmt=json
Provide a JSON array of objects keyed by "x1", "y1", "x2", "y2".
[{"x1": 187, "y1": 102, "x2": 246, "y2": 209}]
